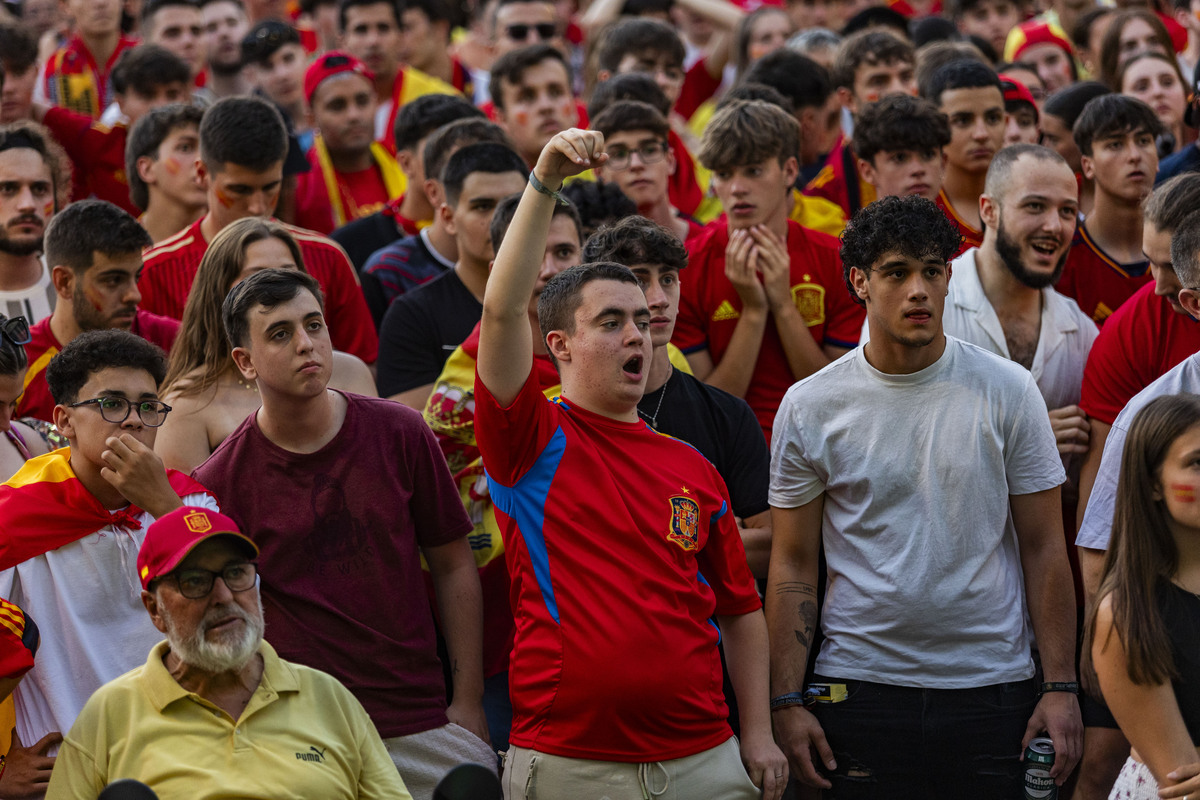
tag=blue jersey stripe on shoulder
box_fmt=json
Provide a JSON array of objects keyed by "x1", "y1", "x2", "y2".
[
  {"x1": 696, "y1": 571, "x2": 721, "y2": 644},
  {"x1": 487, "y1": 426, "x2": 568, "y2": 624},
  {"x1": 710, "y1": 499, "x2": 727, "y2": 524}
]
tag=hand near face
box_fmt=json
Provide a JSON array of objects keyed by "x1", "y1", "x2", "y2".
[
  {"x1": 533, "y1": 129, "x2": 608, "y2": 189},
  {"x1": 725, "y1": 229, "x2": 768, "y2": 310},
  {"x1": 100, "y1": 434, "x2": 183, "y2": 518},
  {"x1": 747, "y1": 225, "x2": 792, "y2": 312}
]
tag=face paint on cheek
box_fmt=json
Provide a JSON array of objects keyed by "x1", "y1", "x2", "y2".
[
  {"x1": 83, "y1": 287, "x2": 105, "y2": 312},
  {"x1": 514, "y1": 111, "x2": 529, "y2": 127},
  {"x1": 215, "y1": 187, "x2": 235, "y2": 208},
  {"x1": 163, "y1": 157, "x2": 182, "y2": 175},
  {"x1": 1171, "y1": 483, "x2": 1197, "y2": 502},
  {"x1": 43, "y1": 202, "x2": 53, "y2": 218}
]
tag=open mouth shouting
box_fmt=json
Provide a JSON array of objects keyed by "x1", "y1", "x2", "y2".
[{"x1": 622, "y1": 355, "x2": 644, "y2": 380}]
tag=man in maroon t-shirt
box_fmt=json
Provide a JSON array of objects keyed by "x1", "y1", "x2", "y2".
[
  {"x1": 18, "y1": 200, "x2": 179, "y2": 422},
  {"x1": 194, "y1": 268, "x2": 491, "y2": 800}
]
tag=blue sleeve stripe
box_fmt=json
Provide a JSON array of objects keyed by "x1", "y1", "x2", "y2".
[
  {"x1": 487, "y1": 426, "x2": 568, "y2": 624},
  {"x1": 710, "y1": 500, "x2": 727, "y2": 524},
  {"x1": 695, "y1": 572, "x2": 721, "y2": 644},
  {"x1": 823, "y1": 336, "x2": 859, "y2": 349}
]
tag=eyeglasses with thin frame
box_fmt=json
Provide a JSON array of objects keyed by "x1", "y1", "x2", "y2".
[
  {"x1": 505, "y1": 22, "x2": 557, "y2": 40},
  {"x1": 166, "y1": 562, "x2": 259, "y2": 599},
  {"x1": 0, "y1": 316, "x2": 31, "y2": 347},
  {"x1": 604, "y1": 140, "x2": 669, "y2": 171},
  {"x1": 68, "y1": 396, "x2": 173, "y2": 427}
]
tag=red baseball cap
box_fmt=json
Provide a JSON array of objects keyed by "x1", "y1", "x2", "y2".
[
  {"x1": 304, "y1": 51, "x2": 375, "y2": 106},
  {"x1": 138, "y1": 507, "x2": 259, "y2": 591},
  {"x1": 1001, "y1": 77, "x2": 1039, "y2": 124}
]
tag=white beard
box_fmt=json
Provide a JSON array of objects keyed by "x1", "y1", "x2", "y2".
[{"x1": 162, "y1": 591, "x2": 266, "y2": 674}]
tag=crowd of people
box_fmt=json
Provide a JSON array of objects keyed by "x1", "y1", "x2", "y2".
[{"x1": 1, "y1": 0, "x2": 1200, "y2": 795}]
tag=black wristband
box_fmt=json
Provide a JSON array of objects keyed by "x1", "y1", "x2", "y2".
[
  {"x1": 1040, "y1": 681, "x2": 1080, "y2": 695},
  {"x1": 528, "y1": 171, "x2": 570, "y2": 206},
  {"x1": 769, "y1": 692, "x2": 807, "y2": 711}
]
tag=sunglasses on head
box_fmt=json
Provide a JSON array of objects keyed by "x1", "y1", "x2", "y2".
[
  {"x1": 505, "y1": 22, "x2": 556, "y2": 40},
  {"x1": 0, "y1": 316, "x2": 30, "y2": 348}
]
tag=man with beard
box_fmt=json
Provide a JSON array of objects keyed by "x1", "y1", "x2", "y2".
[
  {"x1": 16, "y1": 201, "x2": 180, "y2": 422},
  {"x1": 944, "y1": 144, "x2": 1098, "y2": 466},
  {"x1": 1057, "y1": 95, "x2": 1164, "y2": 325},
  {"x1": 767, "y1": 194, "x2": 1082, "y2": 796},
  {"x1": 0, "y1": 123, "x2": 69, "y2": 325},
  {"x1": 44, "y1": 506, "x2": 413, "y2": 800},
  {"x1": 200, "y1": 0, "x2": 252, "y2": 99}
]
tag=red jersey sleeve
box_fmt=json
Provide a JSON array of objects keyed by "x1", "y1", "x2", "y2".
[
  {"x1": 42, "y1": 106, "x2": 95, "y2": 152},
  {"x1": 1079, "y1": 312, "x2": 1146, "y2": 425},
  {"x1": 808, "y1": 234, "x2": 863, "y2": 348},
  {"x1": 674, "y1": 229, "x2": 719, "y2": 354},
  {"x1": 696, "y1": 494, "x2": 762, "y2": 616},
  {"x1": 295, "y1": 235, "x2": 380, "y2": 363},
  {"x1": 0, "y1": 599, "x2": 37, "y2": 681},
  {"x1": 474, "y1": 367, "x2": 560, "y2": 487},
  {"x1": 676, "y1": 58, "x2": 721, "y2": 121}
]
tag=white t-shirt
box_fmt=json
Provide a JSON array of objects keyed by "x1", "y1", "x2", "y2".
[
  {"x1": 770, "y1": 337, "x2": 1066, "y2": 688},
  {"x1": 0, "y1": 257, "x2": 55, "y2": 325},
  {"x1": 1076, "y1": 354, "x2": 1200, "y2": 551},
  {"x1": 0, "y1": 492, "x2": 218, "y2": 748}
]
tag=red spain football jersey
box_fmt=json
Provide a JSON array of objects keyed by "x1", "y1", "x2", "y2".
[
  {"x1": 1058, "y1": 223, "x2": 1151, "y2": 325},
  {"x1": 936, "y1": 190, "x2": 982, "y2": 257},
  {"x1": 674, "y1": 219, "x2": 865, "y2": 440},
  {"x1": 139, "y1": 217, "x2": 379, "y2": 363},
  {"x1": 42, "y1": 107, "x2": 138, "y2": 215},
  {"x1": 1080, "y1": 281, "x2": 1200, "y2": 424},
  {"x1": 474, "y1": 371, "x2": 760, "y2": 762},
  {"x1": 803, "y1": 136, "x2": 878, "y2": 219},
  {"x1": 18, "y1": 311, "x2": 179, "y2": 422},
  {"x1": 42, "y1": 35, "x2": 137, "y2": 119}
]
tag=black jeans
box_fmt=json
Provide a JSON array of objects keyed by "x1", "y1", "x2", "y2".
[{"x1": 809, "y1": 674, "x2": 1038, "y2": 800}]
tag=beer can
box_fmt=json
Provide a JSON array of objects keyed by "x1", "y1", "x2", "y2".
[{"x1": 1023, "y1": 737, "x2": 1057, "y2": 800}]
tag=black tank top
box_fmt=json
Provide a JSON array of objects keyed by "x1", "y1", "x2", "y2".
[{"x1": 1160, "y1": 580, "x2": 1200, "y2": 742}]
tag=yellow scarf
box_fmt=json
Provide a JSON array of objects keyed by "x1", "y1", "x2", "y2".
[{"x1": 313, "y1": 134, "x2": 406, "y2": 227}]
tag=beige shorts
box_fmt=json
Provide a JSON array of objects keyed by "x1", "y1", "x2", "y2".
[
  {"x1": 502, "y1": 736, "x2": 760, "y2": 800},
  {"x1": 384, "y1": 722, "x2": 497, "y2": 800}
]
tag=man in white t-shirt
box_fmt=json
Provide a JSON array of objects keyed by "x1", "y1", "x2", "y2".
[
  {"x1": 0, "y1": 122, "x2": 67, "y2": 324},
  {"x1": 766, "y1": 194, "x2": 1082, "y2": 797},
  {"x1": 0, "y1": 330, "x2": 216, "y2": 761}
]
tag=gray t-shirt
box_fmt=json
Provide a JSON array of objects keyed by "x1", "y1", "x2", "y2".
[
  {"x1": 1076, "y1": 354, "x2": 1200, "y2": 550},
  {"x1": 770, "y1": 336, "x2": 1066, "y2": 688}
]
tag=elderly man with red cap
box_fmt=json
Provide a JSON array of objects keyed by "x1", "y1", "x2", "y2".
[
  {"x1": 45, "y1": 506, "x2": 414, "y2": 800},
  {"x1": 294, "y1": 50, "x2": 407, "y2": 235}
]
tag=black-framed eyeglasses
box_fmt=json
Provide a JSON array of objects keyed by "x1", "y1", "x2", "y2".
[
  {"x1": 505, "y1": 22, "x2": 557, "y2": 40},
  {"x1": 167, "y1": 562, "x2": 258, "y2": 599},
  {"x1": 68, "y1": 396, "x2": 172, "y2": 427},
  {"x1": 0, "y1": 316, "x2": 31, "y2": 347},
  {"x1": 605, "y1": 140, "x2": 668, "y2": 170}
]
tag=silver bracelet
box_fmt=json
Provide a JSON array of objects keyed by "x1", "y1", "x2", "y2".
[{"x1": 528, "y1": 171, "x2": 570, "y2": 206}]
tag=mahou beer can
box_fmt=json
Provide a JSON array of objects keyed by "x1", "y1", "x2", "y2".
[{"x1": 1024, "y1": 737, "x2": 1057, "y2": 800}]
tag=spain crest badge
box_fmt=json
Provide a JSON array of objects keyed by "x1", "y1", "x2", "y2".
[{"x1": 667, "y1": 495, "x2": 700, "y2": 551}]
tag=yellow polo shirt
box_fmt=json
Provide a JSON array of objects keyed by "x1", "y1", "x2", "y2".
[{"x1": 46, "y1": 640, "x2": 411, "y2": 800}]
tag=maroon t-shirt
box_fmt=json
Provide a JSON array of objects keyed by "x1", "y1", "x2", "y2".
[{"x1": 193, "y1": 392, "x2": 473, "y2": 738}]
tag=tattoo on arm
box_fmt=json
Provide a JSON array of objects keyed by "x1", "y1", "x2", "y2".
[{"x1": 775, "y1": 581, "x2": 820, "y2": 650}]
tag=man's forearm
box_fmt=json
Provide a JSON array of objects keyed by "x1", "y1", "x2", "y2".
[
  {"x1": 703, "y1": 306, "x2": 767, "y2": 397},
  {"x1": 772, "y1": 307, "x2": 830, "y2": 383},
  {"x1": 1014, "y1": 490, "x2": 1078, "y2": 681},
  {"x1": 430, "y1": 545, "x2": 486, "y2": 700},
  {"x1": 718, "y1": 610, "x2": 773, "y2": 737}
]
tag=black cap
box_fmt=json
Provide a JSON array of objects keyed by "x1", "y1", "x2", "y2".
[{"x1": 241, "y1": 20, "x2": 301, "y2": 67}]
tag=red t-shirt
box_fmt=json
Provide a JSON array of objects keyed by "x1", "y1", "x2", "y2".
[
  {"x1": 936, "y1": 190, "x2": 982, "y2": 257},
  {"x1": 17, "y1": 311, "x2": 180, "y2": 422},
  {"x1": 803, "y1": 135, "x2": 877, "y2": 219},
  {"x1": 1058, "y1": 222, "x2": 1152, "y2": 325},
  {"x1": 675, "y1": 58, "x2": 722, "y2": 122},
  {"x1": 42, "y1": 35, "x2": 137, "y2": 118},
  {"x1": 1080, "y1": 281, "x2": 1200, "y2": 425},
  {"x1": 42, "y1": 107, "x2": 138, "y2": 215},
  {"x1": 667, "y1": 129, "x2": 703, "y2": 219},
  {"x1": 139, "y1": 217, "x2": 379, "y2": 362},
  {"x1": 294, "y1": 155, "x2": 392, "y2": 235},
  {"x1": 193, "y1": 393, "x2": 473, "y2": 738},
  {"x1": 674, "y1": 219, "x2": 865, "y2": 439},
  {"x1": 474, "y1": 371, "x2": 760, "y2": 761}
]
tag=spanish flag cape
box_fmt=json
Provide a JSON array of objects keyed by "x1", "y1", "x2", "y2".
[
  {"x1": 313, "y1": 135, "x2": 407, "y2": 229},
  {"x1": 0, "y1": 448, "x2": 213, "y2": 571}
]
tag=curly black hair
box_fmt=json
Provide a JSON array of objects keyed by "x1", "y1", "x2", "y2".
[
  {"x1": 840, "y1": 195, "x2": 961, "y2": 306},
  {"x1": 561, "y1": 180, "x2": 637, "y2": 241},
  {"x1": 46, "y1": 330, "x2": 167, "y2": 405}
]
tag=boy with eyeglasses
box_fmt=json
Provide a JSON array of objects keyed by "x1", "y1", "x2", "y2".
[
  {"x1": 17, "y1": 200, "x2": 179, "y2": 423},
  {"x1": 0, "y1": 328, "x2": 216, "y2": 766}
]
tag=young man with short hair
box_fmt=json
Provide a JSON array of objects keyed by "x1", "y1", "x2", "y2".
[
  {"x1": 1058, "y1": 94, "x2": 1163, "y2": 324},
  {"x1": 37, "y1": 45, "x2": 193, "y2": 216},
  {"x1": 125, "y1": 103, "x2": 208, "y2": 244},
  {"x1": 139, "y1": 95, "x2": 378, "y2": 363},
  {"x1": 337, "y1": 0, "x2": 459, "y2": 149},
  {"x1": 196, "y1": 268, "x2": 493, "y2": 800},
  {"x1": 376, "y1": 142, "x2": 527, "y2": 407},
  {"x1": 0, "y1": 23, "x2": 39, "y2": 124},
  {"x1": 924, "y1": 58, "x2": 1007, "y2": 253},
  {"x1": 40, "y1": 0, "x2": 138, "y2": 117},
  {"x1": 18, "y1": 200, "x2": 179, "y2": 423},
  {"x1": 490, "y1": 44, "x2": 580, "y2": 168},
  {"x1": 475, "y1": 126, "x2": 785, "y2": 799},
  {"x1": 295, "y1": 51, "x2": 405, "y2": 234},
  {"x1": 0, "y1": 122, "x2": 69, "y2": 325},
  {"x1": 241, "y1": 20, "x2": 309, "y2": 136},
  {"x1": 200, "y1": 0, "x2": 252, "y2": 98},
  {"x1": 141, "y1": 0, "x2": 207, "y2": 82},
  {"x1": 332, "y1": 94, "x2": 485, "y2": 268},
  {"x1": 591, "y1": 100, "x2": 700, "y2": 244},
  {"x1": 360, "y1": 117, "x2": 510, "y2": 324},
  {"x1": 768, "y1": 194, "x2": 1081, "y2": 796},
  {"x1": 676, "y1": 99, "x2": 864, "y2": 440},
  {"x1": 852, "y1": 92, "x2": 949, "y2": 205},
  {"x1": 947, "y1": 0, "x2": 1021, "y2": 60},
  {"x1": 804, "y1": 29, "x2": 917, "y2": 219},
  {"x1": 398, "y1": 0, "x2": 474, "y2": 96},
  {"x1": 0, "y1": 328, "x2": 216, "y2": 756}
]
